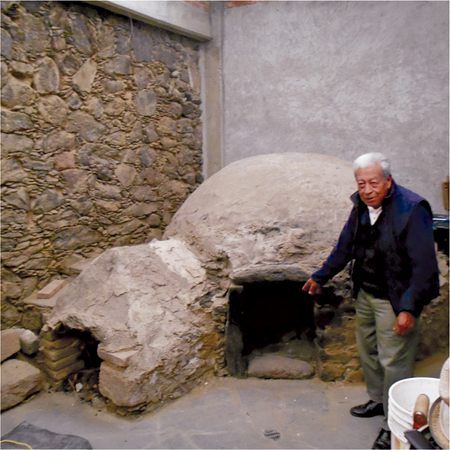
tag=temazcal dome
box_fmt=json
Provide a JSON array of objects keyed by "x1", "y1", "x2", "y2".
[
  {"x1": 165, "y1": 152, "x2": 356, "y2": 282},
  {"x1": 48, "y1": 153, "x2": 356, "y2": 409}
]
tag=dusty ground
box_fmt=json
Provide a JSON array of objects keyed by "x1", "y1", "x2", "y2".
[{"x1": 1, "y1": 352, "x2": 447, "y2": 449}]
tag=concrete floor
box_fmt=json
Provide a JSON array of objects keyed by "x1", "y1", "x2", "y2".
[{"x1": 1, "y1": 353, "x2": 447, "y2": 450}]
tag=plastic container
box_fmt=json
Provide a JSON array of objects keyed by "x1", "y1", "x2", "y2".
[{"x1": 388, "y1": 377, "x2": 440, "y2": 450}]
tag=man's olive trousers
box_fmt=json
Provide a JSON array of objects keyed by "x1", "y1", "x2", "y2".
[{"x1": 355, "y1": 289, "x2": 420, "y2": 421}]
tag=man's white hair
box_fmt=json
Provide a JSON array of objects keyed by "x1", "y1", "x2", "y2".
[{"x1": 353, "y1": 152, "x2": 391, "y2": 178}]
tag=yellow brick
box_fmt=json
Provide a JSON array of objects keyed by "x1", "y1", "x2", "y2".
[
  {"x1": 44, "y1": 352, "x2": 83, "y2": 371},
  {"x1": 42, "y1": 340, "x2": 82, "y2": 362},
  {"x1": 40, "y1": 336, "x2": 80, "y2": 350},
  {"x1": 42, "y1": 360, "x2": 85, "y2": 381}
]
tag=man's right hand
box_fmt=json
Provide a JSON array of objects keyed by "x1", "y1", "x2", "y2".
[{"x1": 302, "y1": 278, "x2": 322, "y2": 296}]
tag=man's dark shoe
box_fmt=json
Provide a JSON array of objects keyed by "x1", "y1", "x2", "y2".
[
  {"x1": 350, "y1": 400, "x2": 384, "y2": 418},
  {"x1": 372, "y1": 428, "x2": 391, "y2": 449}
]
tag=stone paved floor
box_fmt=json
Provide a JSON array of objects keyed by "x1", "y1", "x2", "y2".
[{"x1": 1, "y1": 353, "x2": 446, "y2": 450}]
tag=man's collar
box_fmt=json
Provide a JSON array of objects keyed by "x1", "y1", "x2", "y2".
[{"x1": 384, "y1": 180, "x2": 395, "y2": 201}]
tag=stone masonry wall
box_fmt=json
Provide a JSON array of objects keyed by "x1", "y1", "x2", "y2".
[
  {"x1": 316, "y1": 252, "x2": 449, "y2": 382},
  {"x1": 1, "y1": 1, "x2": 203, "y2": 329}
]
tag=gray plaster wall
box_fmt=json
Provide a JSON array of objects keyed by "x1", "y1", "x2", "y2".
[{"x1": 221, "y1": 1, "x2": 449, "y2": 214}]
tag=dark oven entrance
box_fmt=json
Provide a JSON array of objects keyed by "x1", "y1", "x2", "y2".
[{"x1": 224, "y1": 280, "x2": 317, "y2": 378}]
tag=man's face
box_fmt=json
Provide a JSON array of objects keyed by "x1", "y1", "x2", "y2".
[{"x1": 355, "y1": 164, "x2": 392, "y2": 209}]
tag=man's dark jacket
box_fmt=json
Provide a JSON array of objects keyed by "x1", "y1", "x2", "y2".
[{"x1": 312, "y1": 181, "x2": 440, "y2": 317}]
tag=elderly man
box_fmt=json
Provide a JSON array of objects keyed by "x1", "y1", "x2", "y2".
[{"x1": 303, "y1": 153, "x2": 440, "y2": 449}]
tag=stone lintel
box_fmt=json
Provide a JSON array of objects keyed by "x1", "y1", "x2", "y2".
[
  {"x1": 97, "y1": 348, "x2": 138, "y2": 368},
  {"x1": 230, "y1": 264, "x2": 310, "y2": 285},
  {"x1": 228, "y1": 282, "x2": 243, "y2": 294}
]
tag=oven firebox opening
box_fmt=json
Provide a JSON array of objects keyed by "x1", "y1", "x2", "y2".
[
  {"x1": 224, "y1": 280, "x2": 318, "y2": 378},
  {"x1": 41, "y1": 326, "x2": 103, "y2": 402}
]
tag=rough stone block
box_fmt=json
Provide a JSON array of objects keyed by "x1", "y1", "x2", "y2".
[
  {"x1": 104, "y1": 55, "x2": 131, "y2": 75},
  {"x1": 99, "y1": 362, "x2": 145, "y2": 407},
  {"x1": 42, "y1": 359, "x2": 85, "y2": 381},
  {"x1": 72, "y1": 58, "x2": 97, "y2": 93},
  {"x1": 1, "y1": 359, "x2": 42, "y2": 411},
  {"x1": 19, "y1": 329, "x2": 40, "y2": 355},
  {"x1": 1, "y1": 76, "x2": 35, "y2": 109},
  {"x1": 248, "y1": 355, "x2": 315, "y2": 379},
  {"x1": 97, "y1": 349, "x2": 137, "y2": 368},
  {"x1": 1, "y1": 29, "x2": 12, "y2": 59},
  {"x1": 54, "y1": 151, "x2": 76, "y2": 171},
  {"x1": 1, "y1": 110, "x2": 33, "y2": 133},
  {"x1": 1, "y1": 329, "x2": 21, "y2": 362},
  {"x1": 37, "y1": 279, "x2": 67, "y2": 299},
  {"x1": 134, "y1": 89, "x2": 157, "y2": 116},
  {"x1": 34, "y1": 56, "x2": 60, "y2": 94},
  {"x1": 37, "y1": 95, "x2": 68, "y2": 126}
]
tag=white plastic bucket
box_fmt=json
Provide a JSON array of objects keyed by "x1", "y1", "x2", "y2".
[
  {"x1": 388, "y1": 377, "x2": 440, "y2": 450},
  {"x1": 389, "y1": 406, "x2": 412, "y2": 429}
]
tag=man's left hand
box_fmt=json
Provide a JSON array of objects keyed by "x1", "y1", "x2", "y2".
[{"x1": 394, "y1": 311, "x2": 415, "y2": 336}]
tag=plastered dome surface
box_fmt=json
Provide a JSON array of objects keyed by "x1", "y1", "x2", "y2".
[{"x1": 165, "y1": 153, "x2": 357, "y2": 281}]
